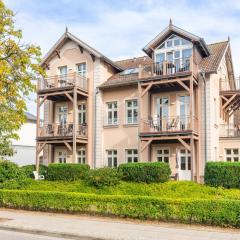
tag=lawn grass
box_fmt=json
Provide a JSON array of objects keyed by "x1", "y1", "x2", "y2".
[{"x1": 1, "y1": 179, "x2": 240, "y2": 200}]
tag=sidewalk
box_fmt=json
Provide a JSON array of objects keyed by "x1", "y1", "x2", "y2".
[{"x1": 0, "y1": 208, "x2": 240, "y2": 240}]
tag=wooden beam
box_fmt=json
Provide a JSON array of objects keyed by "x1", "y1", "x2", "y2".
[
  {"x1": 141, "y1": 139, "x2": 152, "y2": 152},
  {"x1": 177, "y1": 137, "x2": 191, "y2": 151},
  {"x1": 64, "y1": 92, "x2": 73, "y2": 102},
  {"x1": 64, "y1": 141, "x2": 72, "y2": 152},
  {"x1": 142, "y1": 135, "x2": 191, "y2": 141},
  {"x1": 141, "y1": 77, "x2": 190, "y2": 87},
  {"x1": 76, "y1": 90, "x2": 88, "y2": 97},
  {"x1": 78, "y1": 45, "x2": 83, "y2": 53},
  {"x1": 90, "y1": 54, "x2": 95, "y2": 62},
  {"x1": 37, "y1": 142, "x2": 46, "y2": 154},
  {"x1": 55, "y1": 49, "x2": 60, "y2": 58},
  {"x1": 141, "y1": 83, "x2": 153, "y2": 97},
  {"x1": 177, "y1": 79, "x2": 190, "y2": 92},
  {"x1": 222, "y1": 94, "x2": 237, "y2": 109},
  {"x1": 39, "y1": 95, "x2": 47, "y2": 107}
]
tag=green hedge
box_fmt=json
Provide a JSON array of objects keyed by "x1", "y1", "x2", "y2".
[
  {"x1": 0, "y1": 189, "x2": 240, "y2": 227},
  {"x1": 0, "y1": 160, "x2": 24, "y2": 182},
  {"x1": 205, "y1": 162, "x2": 240, "y2": 188},
  {"x1": 21, "y1": 164, "x2": 48, "y2": 179},
  {"x1": 86, "y1": 167, "x2": 121, "y2": 187},
  {"x1": 118, "y1": 162, "x2": 171, "y2": 183},
  {"x1": 47, "y1": 163, "x2": 90, "y2": 181}
]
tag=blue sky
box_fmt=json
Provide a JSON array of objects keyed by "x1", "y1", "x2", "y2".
[{"x1": 4, "y1": 0, "x2": 240, "y2": 114}]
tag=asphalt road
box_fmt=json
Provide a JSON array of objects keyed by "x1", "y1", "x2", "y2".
[{"x1": 0, "y1": 230, "x2": 75, "y2": 240}]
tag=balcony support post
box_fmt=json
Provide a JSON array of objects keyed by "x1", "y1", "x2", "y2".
[
  {"x1": 73, "y1": 87, "x2": 77, "y2": 163},
  {"x1": 36, "y1": 95, "x2": 40, "y2": 173},
  {"x1": 190, "y1": 76, "x2": 194, "y2": 130}
]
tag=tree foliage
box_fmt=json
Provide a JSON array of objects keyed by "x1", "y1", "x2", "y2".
[{"x1": 0, "y1": 1, "x2": 44, "y2": 156}]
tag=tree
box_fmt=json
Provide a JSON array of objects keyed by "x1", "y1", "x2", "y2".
[{"x1": 0, "y1": 1, "x2": 44, "y2": 157}]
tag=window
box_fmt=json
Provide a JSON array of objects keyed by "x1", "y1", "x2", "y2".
[
  {"x1": 107, "y1": 102, "x2": 118, "y2": 125},
  {"x1": 58, "y1": 66, "x2": 68, "y2": 85},
  {"x1": 157, "y1": 148, "x2": 169, "y2": 163},
  {"x1": 107, "y1": 150, "x2": 117, "y2": 167},
  {"x1": 77, "y1": 147, "x2": 86, "y2": 164},
  {"x1": 120, "y1": 68, "x2": 139, "y2": 75},
  {"x1": 58, "y1": 106, "x2": 68, "y2": 125},
  {"x1": 156, "y1": 53, "x2": 165, "y2": 63},
  {"x1": 226, "y1": 149, "x2": 239, "y2": 162},
  {"x1": 182, "y1": 38, "x2": 190, "y2": 45},
  {"x1": 166, "y1": 40, "x2": 172, "y2": 48},
  {"x1": 77, "y1": 62, "x2": 86, "y2": 77},
  {"x1": 78, "y1": 103, "x2": 86, "y2": 124},
  {"x1": 174, "y1": 39, "x2": 180, "y2": 46},
  {"x1": 126, "y1": 99, "x2": 138, "y2": 124},
  {"x1": 126, "y1": 149, "x2": 138, "y2": 163},
  {"x1": 58, "y1": 151, "x2": 66, "y2": 163}
]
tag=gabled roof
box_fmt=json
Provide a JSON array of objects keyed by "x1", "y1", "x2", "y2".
[
  {"x1": 41, "y1": 29, "x2": 123, "y2": 71},
  {"x1": 143, "y1": 21, "x2": 210, "y2": 58},
  {"x1": 99, "y1": 40, "x2": 231, "y2": 89},
  {"x1": 199, "y1": 41, "x2": 229, "y2": 73}
]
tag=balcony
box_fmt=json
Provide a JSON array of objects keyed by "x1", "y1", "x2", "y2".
[
  {"x1": 38, "y1": 123, "x2": 88, "y2": 139},
  {"x1": 220, "y1": 124, "x2": 240, "y2": 138},
  {"x1": 140, "y1": 115, "x2": 198, "y2": 136},
  {"x1": 220, "y1": 77, "x2": 240, "y2": 91},
  {"x1": 37, "y1": 72, "x2": 88, "y2": 92},
  {"x1": 139, "y1": 57, "x2": 197, "y2": 80}
]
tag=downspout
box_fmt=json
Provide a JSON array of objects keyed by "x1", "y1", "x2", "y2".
[
  {"x1": 93, "y1": 87, "x2": 99, "y2": 169},
  {"x1": 200, "y1": 70, "x2": 207, "y2": 163}
]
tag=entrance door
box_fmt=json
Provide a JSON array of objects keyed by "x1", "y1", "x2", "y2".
[
  {"x1": 58, "y1": 66, "x2": 68, "y2": 86},
  {"x1": 178, "y1": 149, "x2": 191, "y2": 180},
  {"x1": 156, "y1": 97, "x2": 169, "y2": 131},
  {"x1": 179, "y1": 95, "x2": 190, "y2": 130}
]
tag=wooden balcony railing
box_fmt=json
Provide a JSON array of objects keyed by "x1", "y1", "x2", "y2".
[
  {"x1": 220, "y1": 77, "x2": 240, "y2": 91},
  {"x1": 37, "y1": 72, "x2": 88, "y2": 91},
  {"x1": 140, "y1": 115, "x2": 198, "y2": 133},
  {"x1": 139, "y1": 57, "x2": 196, "y2": 79},
  {"x1": 220, "y1": 124, "x2": 240, "y2": 137},
  {"x1": 38, "y1": 123, "x2": 87, "y2": 138}
]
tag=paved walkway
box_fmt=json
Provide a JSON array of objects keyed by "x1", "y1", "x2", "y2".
[{"x1": 0, "y1": 209, "x2": 240, "y2": 240}]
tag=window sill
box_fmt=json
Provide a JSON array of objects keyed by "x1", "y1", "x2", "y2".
[
  {"x1": 103, "y1": 124, "x2": 119, "y2": 129},
  {"x1": 123, "y1": 123, "x2": 139, "y2": 128}
]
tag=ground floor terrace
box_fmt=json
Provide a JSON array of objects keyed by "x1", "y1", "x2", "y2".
[{"x1": 40, "y1": 138, "x2": 202, "y2": 182}]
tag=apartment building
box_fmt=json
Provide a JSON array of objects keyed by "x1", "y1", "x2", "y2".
[{"x1": 36, "y1": 20, "x2": 239, "y2": 182}]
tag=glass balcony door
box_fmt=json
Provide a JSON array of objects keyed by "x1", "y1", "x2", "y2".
[{"x1": 156, "y1": 97, "x2": 169, "y2": 131}]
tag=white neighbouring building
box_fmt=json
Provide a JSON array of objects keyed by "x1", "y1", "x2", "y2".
[{"x1": 8, "y1": 112, "x2": 38, "y2": 166}]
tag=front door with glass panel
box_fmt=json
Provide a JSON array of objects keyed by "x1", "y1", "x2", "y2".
[
  {"x1": 179, "y1": 95, "x2": 190, "y2": 130},
  {"x1": 156, "y1": 97, "x2": 169, "y2": 131},
  {"x1": 178, "y1": 149, "x2": 191, "y2": 180}
]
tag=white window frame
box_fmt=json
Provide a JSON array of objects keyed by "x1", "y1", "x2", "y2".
[
  {"x1": 125, "y1": 149, "x2": 138, "y2": 163},
  {"x1": 106, "y1": 150, "x2": 117, "y2": 167},
  {"x1": 58, "y1": 105, "x2": 68, "y2": 125},
  {"x1": 77, "y1": 147, "x2": 86, "y2": 164},
  {"x1": 125, "y1": 99, "x2": 138, "y2": 124},
  {"x1": 225, "y1": 148, "x2": 239, "y2": 162},
  {"x1": 155, "y1": 34, "x2": 193, "y2": 64},
  {"x1": 76, "y1": 62, "x2": 87, "y2": 77},
  {"x1": 106, "y1": 101, "x2": 118, "y2": 125},
  {"x1": 58, "y1": 150, "x2": 67, "y2": 164},
  {"x1": 78, "y1": 103, "x2": 86, "y2": 124},
  {"x1": 156, "y1": 148, "x2": 170, "y2": 163}
]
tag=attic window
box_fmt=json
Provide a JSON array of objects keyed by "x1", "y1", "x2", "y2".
[
  {"x1": 157, "y1": 43, "x2": 165, "y2": 49},
  {"x1": 120, "y1": 68, "x2": 139, "y2": 75}
]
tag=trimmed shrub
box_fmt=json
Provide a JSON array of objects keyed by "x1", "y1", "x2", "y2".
[
  {"x1": 47, "y1": 163, "x2": 90, "y2": 181},
  {"x1": 86, "y1": 167, "x2": 121, "y2": 188},
  {"x1": 205, "y1": 162, "x2": 240, "y2": 188},
  {"x1": 21, "y1": 164, "x2": 48, "y2": 179},
  {"x1": 0, "y1": 189, "x2": 240, "y2": 227},
  {"x1": 0, "y1": 160, "x2": 24, "y2": 182},
  {"x1": 118, "y1": 162, "x2": 171, "y2": 183}
]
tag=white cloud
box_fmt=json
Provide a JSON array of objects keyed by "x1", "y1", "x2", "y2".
[{"x1": 4, "y1": 0, "x2": 240, "y2": 113}]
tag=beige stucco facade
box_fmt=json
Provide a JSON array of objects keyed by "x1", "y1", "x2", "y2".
[{"x1": 36, "y1": 24, "x2": 239, "y2": 182}]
